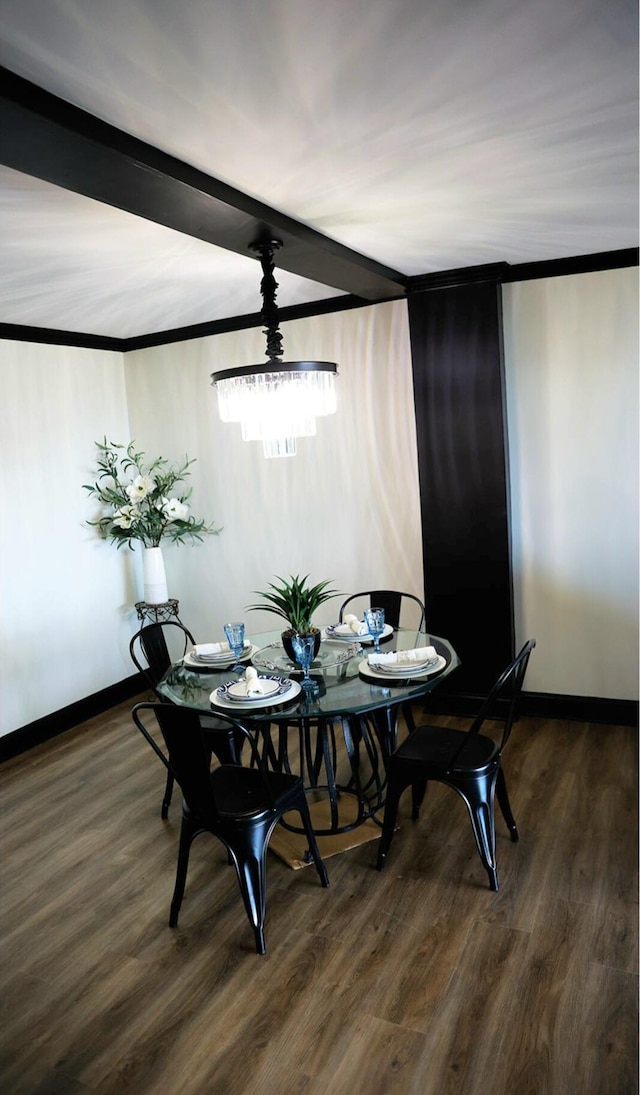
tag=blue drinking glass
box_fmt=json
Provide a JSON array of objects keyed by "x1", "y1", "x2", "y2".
[
  {"x1": 364, "y1": 607, "x2": 385, "y2": 653},
  {"x1": 223, "y1": 621, "x2": 246, "y2": 672},
  {"x1": 291, "y1": 633, "x2": 318, "y2": 694}
]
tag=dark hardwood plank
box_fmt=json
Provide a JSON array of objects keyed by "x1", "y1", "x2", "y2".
[{"x1": 0, "y1": 702, "x2": 637, "y2": 1094}]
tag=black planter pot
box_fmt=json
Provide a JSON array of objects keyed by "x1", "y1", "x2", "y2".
[{"x1": 281, "y1": 628, "x2": 322, "y2": 665}]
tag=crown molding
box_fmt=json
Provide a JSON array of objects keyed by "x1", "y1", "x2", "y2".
[
  {"x1": 0, "y1": 323, "x2": 124, "y2": 351},
  {"x1": 406, "y1": 248, "x2": 638, "y2": 295},
  {"x1": 407, "y1": 262, "x2": 510, "y2": 292},
  {"x1": 0, "y1": 293, "x2": 388, "y2": 352}
]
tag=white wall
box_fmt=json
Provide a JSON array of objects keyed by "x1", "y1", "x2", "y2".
[
  {"x1": 503, "y1": 266, "x2": 639, "y2": 699},
  {"x1": 123, "y1": 300, "x2": 424, "y2": 641},
  {"x1": 0, "y1": 342, "x2": 136, "y2": 734},
  {"x1": 1, "y1": 270, "x2": 637, "y2": 737}
]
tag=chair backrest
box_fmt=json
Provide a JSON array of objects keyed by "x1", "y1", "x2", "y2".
[
  {"x1": 338, "y1": 590, "x2": 426, "y2": 631},
  {"x1": 130, "y1": 621, "x2": 196, "y2": 692},
  {"x1": 470, "y1": 639, "x2": 536, "y2": 748},
  {"x1": 442, "y1": 640, "x2": 535, "y2": 773},
  {"x1": 131, "y1": 702, "x2": 265, "y2": 823}
]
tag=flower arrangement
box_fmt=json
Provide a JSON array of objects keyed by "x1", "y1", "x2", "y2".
[{"x1": 84, "y1": 439, "x2": 218, "y2": 549}]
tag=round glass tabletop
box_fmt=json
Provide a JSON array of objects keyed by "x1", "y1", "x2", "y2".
[{"x1": 157, "y1": 628, "x2": 460, "y2": 721}]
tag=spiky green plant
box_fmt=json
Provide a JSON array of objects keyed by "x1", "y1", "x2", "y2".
[{"x1": 247, "y1": 574, "x2": 338, "y2": 633}]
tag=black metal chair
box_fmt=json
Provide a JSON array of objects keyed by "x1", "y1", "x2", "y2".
[
  {"x1": 129, "y1": 620, "x2": 196, "y2": 696},
  {"x1": 339, "y1": 590, "x2": 427, "y2": 735},
  {"x1": 129, "y1": 621, "x2": 242, "y2": 818},
  {"x1": 338, "y1": 590, "x2": 426, "y2": 633},
  {"x1": 131, "y1": 702, "x2": 330, "y2": 954},
  {"x1": 376, "y1": 639, "x2": 536, "y2": 891}
]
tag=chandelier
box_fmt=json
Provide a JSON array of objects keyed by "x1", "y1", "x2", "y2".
[{"x1": 211, "y1": 240, "x2": 338, "y2": 458}]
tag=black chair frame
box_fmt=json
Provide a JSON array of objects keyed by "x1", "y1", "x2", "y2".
[
  {"x1": 129, "y1": 621, "x2": 241, "y2": 818},
  {"x1": 339, "y1": 589, "x2": 427, "y2": 738},
  {"x1": 131, "y1": 702, "x2": 329, "y2": 954},
  {"x1": 129, "y1": 620, "x2": 196, "y2": 696},
  {"x1": 376, "y1": 639, "x2": 536, "y2": 891}
]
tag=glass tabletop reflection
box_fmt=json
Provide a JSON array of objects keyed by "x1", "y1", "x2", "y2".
[{"x1": 157, "y1": 627, "x2": 460, "y2": 721}]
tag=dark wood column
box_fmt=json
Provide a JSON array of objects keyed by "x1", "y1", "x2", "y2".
[{"x1": 407, "y1": 272, "x2": 514, "y2": 697}]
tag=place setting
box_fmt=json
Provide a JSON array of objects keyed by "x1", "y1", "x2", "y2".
[
  {"x1": 358, "y1": 642, "x2": 446, "y2": 684},
  {"x1": 324, "y1": 608, "x2": 394, "y2": 646},
  {"x1": 210, "y1": 665, "x2": 301, "y2": 711},
  {"x1": 181, "y1": 620, "x2": 258, "y2": 671},
  {"x1": 211, "y1": 623, "x2": 327, "y2": 709}
]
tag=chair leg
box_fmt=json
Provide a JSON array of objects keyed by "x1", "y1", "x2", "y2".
[
  {"x1": 230, "y1": 729, "x2": 245, "y2": 764},
  {"x1": 401, "y1": 702, "x2": 416, "y2": 735},
  {"x1": 169, "y1": 816, "x2": 197, "y2": 927},
  {"x1": 211, "y1": 730, "x2": 245, "y2": 766},
  {"x1": 376, "y1": 775, "x2": 405, "y2": 871},
  {"x1": 462, "y1": 780, "x2": 499, "y2": 891},
  {"x1": 496, "y1": 766, "x2": 519, "y2": 842},
  {"x1": 161, "y1": 770, "x2": 174, "y2": 819},
  {"x1": 230, "y1": 843, "x2": 269, "y2": 956},
  {"x1": 411, "y1": 779, "x2": 428, "y2": 820}
]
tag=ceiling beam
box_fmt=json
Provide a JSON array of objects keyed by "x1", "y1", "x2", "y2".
[{"x1": 0, "y1": 66, "x2": 406, "y2": 301}]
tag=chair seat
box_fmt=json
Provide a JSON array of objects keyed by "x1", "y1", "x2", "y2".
[
  {"x1": 395, "y1": 725, "x2": 500, "y2": 772},
  {"x1": 207, "y1": 765, "x2": 306, "y2": 820}
]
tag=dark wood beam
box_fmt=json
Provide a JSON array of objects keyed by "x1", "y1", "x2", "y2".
[{"x1": 0, "y1": 66, "x2": 406, "y2": 302}]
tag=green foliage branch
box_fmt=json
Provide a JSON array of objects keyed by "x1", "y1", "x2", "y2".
[{"x1": 83, "y1": 438, "x2": 219, "y2": 549}]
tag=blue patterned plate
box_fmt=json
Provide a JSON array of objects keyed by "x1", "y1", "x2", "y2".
[
  {"x1": 217, "y1": 675, "x2": 291, "y2": 703},
  {"x1": 210, "y1": 677, "x2": 301, "y2": 711}
]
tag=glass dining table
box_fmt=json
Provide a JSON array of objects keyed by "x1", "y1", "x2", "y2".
[{"x1": 157, "y1": 627, "x2": 460, "y2": 841}]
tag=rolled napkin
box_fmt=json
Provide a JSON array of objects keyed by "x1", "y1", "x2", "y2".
[
  {"x1": 244, "y1": 666, "x2": 267, "y2": 696},
  {"x1": 192, "y1": 641, "x2": 231, "y2": 659},
  {"x1": 344, "y1": 613, "x2": 368, "y2": 635},
  {"x1": 368, "y1": 645, "x2": 437, "y2": 668}
]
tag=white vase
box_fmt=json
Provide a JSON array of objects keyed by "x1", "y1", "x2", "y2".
[{"x1": 142, "y1": 545, "x2": 168, "y2": 604}]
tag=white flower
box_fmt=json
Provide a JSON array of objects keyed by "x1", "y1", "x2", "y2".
[
  {"x1": 126, "y1": 474, "x2": 156, "y2": 502},
  {"x1": 113, "y1": 505, "x2": 138, "y2": 530},
  {"x1": 162, "y1": 497, "x2": 190, "y2": 522}
]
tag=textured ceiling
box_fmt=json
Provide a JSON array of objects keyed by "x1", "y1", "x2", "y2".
[{"x1": 0, "y1": 0, "x2": 637, "y2": 340}]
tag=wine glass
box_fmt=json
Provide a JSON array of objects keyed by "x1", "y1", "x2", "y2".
[
  {"x1": 223, "y1": 621, "x2": 246, "y2": 673},
  {"x1": 364, "y1": 607, "x2": 385, "y2": 653},
  {"x1": 291, "y1": 633, "x2": 319, "y2": 695}
]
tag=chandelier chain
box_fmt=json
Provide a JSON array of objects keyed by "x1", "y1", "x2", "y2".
[{"x1": 256, "y1": 241, "x2": 283, "y2": 362}]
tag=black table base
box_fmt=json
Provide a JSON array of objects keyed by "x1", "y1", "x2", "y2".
[{"x1": 257, "y1": 710, "x2": 395, "y2": 836}]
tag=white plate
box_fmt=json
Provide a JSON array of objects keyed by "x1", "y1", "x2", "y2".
[
  {"x1": 372, "y1": 655, "x2": 441, "y2": 675},
  {"x1": 226, "y1": 676, "x2": 283, "y2": 701},
  {"x1": 189, "y1": 641, "x2": 252, "y2": 661},
  {"x1": 183, "y1": 644, "x2": 257, "y2": 669},
  {"x1": 325, "y1": 623, "x2": 394, "y2": 643},
  {"x1": 358, "y1": 654, "x2": 446, "y2": 682},
  {"x1": 210, "y1": 679, "x2": 301, "y2": 711}
]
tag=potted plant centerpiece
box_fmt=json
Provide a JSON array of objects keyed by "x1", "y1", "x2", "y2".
[
  {"x1": 84, "y1": 438, "x2": 219, "y2": 603},
  {"x1": 248, "y1": 574, "x2": 338, "y2": 663}
]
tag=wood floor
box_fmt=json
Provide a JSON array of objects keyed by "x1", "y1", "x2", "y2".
[{"x1": 1, "y1": 698, "x2": 637, "y2": 1094}]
